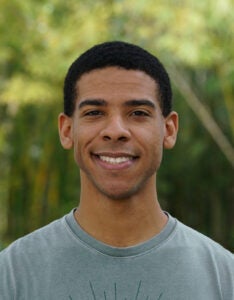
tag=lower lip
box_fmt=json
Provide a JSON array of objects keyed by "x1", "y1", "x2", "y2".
[{"x1": 93, "y1": 155, "x2": 136, "y2": 170}]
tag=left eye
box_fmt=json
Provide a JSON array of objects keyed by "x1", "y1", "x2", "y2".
[{"x1": 132, "y1": 110, "x2": 149, "y2": 116}]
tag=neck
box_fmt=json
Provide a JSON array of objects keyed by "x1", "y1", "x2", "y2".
[{"x1": 74, "y1": 177, "x2": 167, "y2": 247}]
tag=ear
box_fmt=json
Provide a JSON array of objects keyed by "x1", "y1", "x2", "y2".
[
  {"x1": 163, "y1": 111, "x2": 179, "y2": 149},
  {"x1": 58, "y1": 113, "x2": 73, "y2": 149}
]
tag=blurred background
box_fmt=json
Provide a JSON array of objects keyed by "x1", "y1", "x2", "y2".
[{"x1": 0, "y1": 0, "x2": 233, "y2": 251}]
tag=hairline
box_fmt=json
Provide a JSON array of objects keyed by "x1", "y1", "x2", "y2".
[
  {"x1": 72, "y1": 66, "x2": 163, "y2": 116},
  {"x1": 63, "y1": 41, "x2": 172, "y2": 118}
]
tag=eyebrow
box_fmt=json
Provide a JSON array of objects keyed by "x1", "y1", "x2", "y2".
[
  {"x1": 78, "y1": 99, "x2": 107, "y2": 109},
  {"x1": 78, "y1": 98, "x2": 156, "y2": 109},
  {"x1": 124, "y1": 99, "x2": 156, "y2": 109}
]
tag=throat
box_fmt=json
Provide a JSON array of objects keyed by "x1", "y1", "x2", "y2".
[{"x1": 74, "y1": 200, "x2": 168, "y2": 247}]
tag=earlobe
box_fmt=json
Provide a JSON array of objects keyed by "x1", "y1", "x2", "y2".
[
  {"x1": 58, "y1": 113, "x2": 73, "y2": 149},
  {"x1": 163, "y1": 111, "x2": 179, "y2": 149}
]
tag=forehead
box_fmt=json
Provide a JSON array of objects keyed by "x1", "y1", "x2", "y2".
[{"x1": 75, "y1": 67, "x2": 159, "y2": 102}]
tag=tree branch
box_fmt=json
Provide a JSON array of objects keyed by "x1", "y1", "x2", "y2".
[{"x1": 169, "y1": 65, "x2": 234, "y2": 168}]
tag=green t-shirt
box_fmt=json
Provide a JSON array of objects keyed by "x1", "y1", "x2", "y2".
[{"x1": 0, "y1": 210, "x2": 233, "y2": 299}]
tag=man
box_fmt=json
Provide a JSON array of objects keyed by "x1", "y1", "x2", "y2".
[{"x1": 0, "y1": 41, "x2": 233, "y2": 299}]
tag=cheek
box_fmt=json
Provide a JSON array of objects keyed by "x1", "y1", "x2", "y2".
[
  {"x1": 73, "y1": 141, "x2": 81, "y2": 166},
  {"x1": 140, "y1": 126, "x2": 164, "y2": 147},
  {"x1": 72, "y1": 127, "x2": 95, "y2": 164},
  {"x1": 72, "y1": 130, "x2": 83, "y2": 165},
  {"x1": 144, "y1": 129, "x2": 165, "y2": 160}
]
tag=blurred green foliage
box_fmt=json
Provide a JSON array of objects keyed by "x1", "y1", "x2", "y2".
[{"x1": 0, "y1": 0, "x2": 233, "y2": 250}]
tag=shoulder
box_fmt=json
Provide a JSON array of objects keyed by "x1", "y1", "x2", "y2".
[
  {"x1": 0, "y1": 214, "x2": 71, "y2": 299},
  {"x1": 175, "y1": 220, "x2": 233, "y2": 255},
  {"x1": 0, "y1": 214, "x2": 68, "y2": 263},
  {"x1": 171, "y1": 219, "x2": 234, "y2": 275},
  {"x1": 174, "y1": 220, "x2": 234, "y2": 297}
]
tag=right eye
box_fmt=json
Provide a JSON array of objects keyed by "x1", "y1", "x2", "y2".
[{"x1": 84, "y1": 110, "x2": 103, "y2": 116}]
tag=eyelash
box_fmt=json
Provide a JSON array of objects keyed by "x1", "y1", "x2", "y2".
[
  {"x1": 84, "y1": 110, "x2": 104, "y2": 116},
  {"x1": 131, "y1": 110, "x2": 150, "y2": 117},
  {"x1": 83, "y1": 109, "x2": 150, "y2": 118}
]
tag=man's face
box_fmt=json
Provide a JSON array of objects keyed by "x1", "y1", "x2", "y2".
[{"x1": 59, "y1": 67, "x2": 178, "y2": 200}]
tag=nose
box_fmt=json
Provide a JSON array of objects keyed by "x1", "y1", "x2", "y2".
[{"x1": 100, "y1": 115, "x2": 131, "y2": 142}]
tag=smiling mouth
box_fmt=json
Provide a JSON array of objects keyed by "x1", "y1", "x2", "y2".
[
  {"x1": 99, "y1": 155, "x2": 133, "y2": 165},
  {"x1": 93, "y1": 152, "x2": 138, "y2": 166}
]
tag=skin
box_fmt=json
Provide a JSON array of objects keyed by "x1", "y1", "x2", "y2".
[{"x1": 58, "y1": 67, "x2": 178, "y2": 247}]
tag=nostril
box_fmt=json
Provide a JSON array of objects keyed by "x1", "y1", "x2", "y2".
[
  {"x1": 102, "y1": 135, "x2": 128, "y2": 142},
  {"x1": 118, "y1": 136, "x2": 128, "y2": 141},
  {"x1": 103, "y1": 135, "x2": 111, "y2": 141}
]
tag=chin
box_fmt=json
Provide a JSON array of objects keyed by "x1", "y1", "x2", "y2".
[{"x1": 98, "y1": 185, "x2": 140, "y2": 201}]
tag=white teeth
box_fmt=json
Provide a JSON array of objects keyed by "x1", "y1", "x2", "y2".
[{"x1": 99, "y1": 156, "x2": 132, "y2": 164}]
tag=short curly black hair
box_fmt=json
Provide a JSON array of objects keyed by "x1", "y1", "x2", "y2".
[{"x1": 64, "y1": 41, "x2": 172, "y2": 117}]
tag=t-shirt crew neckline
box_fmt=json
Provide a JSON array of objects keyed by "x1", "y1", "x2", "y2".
[{"x1": 65, "y1": 209, "x2": 177, "y2": 258}]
